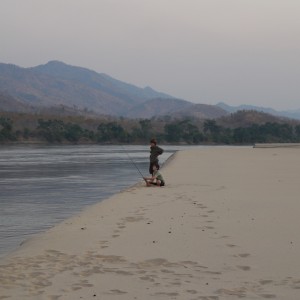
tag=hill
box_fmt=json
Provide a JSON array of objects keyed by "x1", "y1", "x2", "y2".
[
  {"x1": 217, "y1": 102, "x2": 300, "y2": 121},
  {"x1": 0, "y1": 61, "x2": 231, "y2": 119},
  {"x1": 3, "y1": 61, "x2": 297, "y2": 121},
  {"x1": 121, "y1": 98, "x2": 229, "y2": 119},
  {"x1": 0, "y1": 61, "x2": 173, "y2": 116},
  {"x1": 172, "y1": 103, "x2": 228, "y2": 119},
  {"x1": 217, "y1": 110, "x2": 300, "y2": 128},
  {"x1": 124, "y1": 98, "x2": 193, "y2": 118},
  {"x1": 0, "y1": 92, "x2": 33, "y2": 112}
]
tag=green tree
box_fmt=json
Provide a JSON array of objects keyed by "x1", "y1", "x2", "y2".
[
  {"x1": 64, "y1": 123, "x2": 83, "y2": 142},
  {"x1": 203, "y1": 120, "x2": 222, "y2": 142},
  {"x1": 295, "y1": 125, "x2": 300, "y2": 141},
  {"x1": 203, "y1": 120, "x2": 220, "y2": 135},
  {"x1": 139, "y1": 119, "x2": 152, "y2": 140},
  {"x1": 37, "y1": 119, "x2": 65, "y2": 143},
  {"x1": 0, "y1": 117, "x2": 15, "y2": 141},
  {"x1": 164, "y1": 120, "x2": 203, "y2": 144},
  {"x1": 97, "y1": 122, "x2": 127, "y2": 142},
  {"x1": 164, "y1": 123, "x2": 181, "y2": 143}
]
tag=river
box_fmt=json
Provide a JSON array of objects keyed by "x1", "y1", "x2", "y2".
[{"x1": 0, "y1": 144, "x2": 196, "y2": 258}]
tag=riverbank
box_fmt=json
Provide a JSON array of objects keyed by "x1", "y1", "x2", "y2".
[
  {"x1": 1, "y1": 147, "x2": 299, "y2": 299},
  {"x1": 0, "y1": 144, "x2": 182, "y2": 258}
]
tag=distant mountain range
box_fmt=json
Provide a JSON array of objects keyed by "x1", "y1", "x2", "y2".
[
  {"x1": 217, "y1": 102, "x2": 300, "y2": 121},
  {"x1": 0, "y1": 60, "x2": 299, "y2": 121},
  {"x1": 0, "y1": 61, "x2": 172, "y2": 116},
  {"x1": 0, "y1": 61, "x2": 226, "y2": 119}
]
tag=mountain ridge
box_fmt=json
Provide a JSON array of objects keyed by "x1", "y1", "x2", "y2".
[
  {"x1": 0, "y1": 61, "x2": 174, "y2": 116},
  {"x1": 0, "y1": 61, "x2": 227, "y2": 119},
  {"x1": 217, "y1": 102, "x2": 300, "y2": 121},
  {"x1": 1, "y1": 61, "x2": 299, "y2": 120}
]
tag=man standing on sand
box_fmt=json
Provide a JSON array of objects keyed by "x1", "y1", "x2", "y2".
[{"x1": 149, "y1": 138, "x2": 164, "y2": 175}]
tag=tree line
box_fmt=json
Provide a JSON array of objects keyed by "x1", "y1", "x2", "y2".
[{"x1": 1, "y1": 116, "x2": 300, "y2": 144}]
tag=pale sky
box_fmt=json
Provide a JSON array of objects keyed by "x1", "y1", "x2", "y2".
[{"x1": 1, "y1": 0, "x2": 300, "y2": 110}]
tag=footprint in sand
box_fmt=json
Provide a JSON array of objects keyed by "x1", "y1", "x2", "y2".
[
  {"x1": 226, "y1": 244, "x2": 239, "y2": 248},
  {"x1": 237, "y1": 265, "x2": 251, "y2": 271},
  {"x1": 205, "y1": 226, "x2": 215, "y2": 230},
  {"x1": 238, "y1": 253, "x2": 251, "y2": 258},
  {"x1": 99, "y1": 240, "x2": 109, "y2": 249},
  {"x1": 123, "y1": 216, "x2": 145, "y2": 222},
  {"x1": 259, "y1": 280, "x2": 274, "y2": 285},
  {"x1": 47, "y1": 296, "x2": 63, "y2": 300},
  {"x1": 108, "y1": 289, "x2": 127, "y2": 295},
  {"x1": 260, "y1": 294, "x2": 277, "y2": 299},
  {"x1": 186, "y1": 289, "x2": 198, "y2": 294}
]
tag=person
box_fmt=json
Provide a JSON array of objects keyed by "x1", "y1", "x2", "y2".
[
  {"x1": 149, "y1": 138, "x2": 164, "y2": 175},
  {"x1": 143, "y1": 165, "x2": 165, "y2": 187}
]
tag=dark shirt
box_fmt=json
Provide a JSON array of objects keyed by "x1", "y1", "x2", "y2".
[{"x1": 150, "y1": 145, "x2": 164, "y2": 163}]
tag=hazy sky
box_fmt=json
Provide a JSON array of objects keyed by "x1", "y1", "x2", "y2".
[{"x1": 1, "y1": 0, "x2": 300, "y2": 110}]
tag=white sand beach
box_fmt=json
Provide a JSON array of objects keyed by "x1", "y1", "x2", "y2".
[{"x1": 1, "y1": 146, "x2": 299, "y2": 299}]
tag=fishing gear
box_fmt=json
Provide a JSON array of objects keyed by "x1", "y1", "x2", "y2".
[{"x1": 122, "y1": 146, "x2": 145, "y2": 180}]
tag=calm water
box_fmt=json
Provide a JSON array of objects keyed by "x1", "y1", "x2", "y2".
[{"x1": 0, "y1": 144, "x2": 194, "y2": 258}]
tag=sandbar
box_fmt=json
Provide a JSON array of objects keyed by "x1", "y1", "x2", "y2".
[{"x1": 1, "y1": 146, "x2": 299, "y2": 299}]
